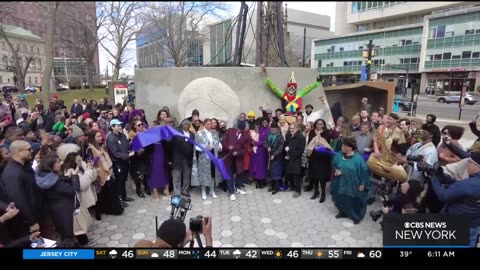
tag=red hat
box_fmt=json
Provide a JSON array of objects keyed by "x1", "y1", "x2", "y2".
[
  {"x1": 51, "y1": 94, "x2": 59, "y2": 100},
  {"x1": 82, "y1": 112, "x2": 91, "y2": 120}
]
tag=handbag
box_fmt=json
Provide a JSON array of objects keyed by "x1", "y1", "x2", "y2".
[{"x1": 73, "y1": 192, "x2": 93, "y2": 236}]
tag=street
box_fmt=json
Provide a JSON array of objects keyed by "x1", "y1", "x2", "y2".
[{"x1": 410, "y1": 97, "x2": 479, "y2": 121}]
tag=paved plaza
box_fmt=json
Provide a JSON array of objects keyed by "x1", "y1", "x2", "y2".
[{"x1": 89, "y1": 182, "x2": 384, "y2": 248}]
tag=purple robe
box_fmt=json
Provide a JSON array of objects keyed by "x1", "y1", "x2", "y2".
[
  {"x1": 249, "y1": 127, "x2": 269, "y2": 179},
  {"x1": 148, "y1": 142, "x2": 170, "y2": 189}
]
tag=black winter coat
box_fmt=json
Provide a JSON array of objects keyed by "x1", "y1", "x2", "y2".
[
  {"x1": 0, "y1": 160, "x2": 40, "y2": 236},
  {"x1": 284, "y1": 131, "x2": 305, "y2": 175},
  {"x1": 171, "y1": 129, "x2": 195, "y2": 170}
]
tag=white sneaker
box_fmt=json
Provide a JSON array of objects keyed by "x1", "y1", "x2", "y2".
[
  {"x1": 236, "y1": 189, "x2": 247, "y2": 195},
  {"x1": 211, "y1": 190, "x2": 218, "y2": 199},
  {"x1": 201, "y1": 189, "x2": 207, "y2": 200},
  {"x1": 230, "y1": 194, "x2": 236, "y2": 201}
]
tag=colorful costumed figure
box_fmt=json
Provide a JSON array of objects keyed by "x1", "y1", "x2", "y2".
[{"x1": 262, "y1": 65, "x2": 324, "y2": 116}]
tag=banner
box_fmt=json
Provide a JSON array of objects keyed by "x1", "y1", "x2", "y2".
[{"x1": 131, "y1": 125, "x2": 231, "y2": 180}]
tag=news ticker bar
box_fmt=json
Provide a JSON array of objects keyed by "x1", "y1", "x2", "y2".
[{"x1": 22, "y1": 248, "x2": 477, "y2": 260}]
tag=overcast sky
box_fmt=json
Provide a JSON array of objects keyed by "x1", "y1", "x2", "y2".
[{"x1": 99, "y1": 1, "x2": 336, "y2": 76}]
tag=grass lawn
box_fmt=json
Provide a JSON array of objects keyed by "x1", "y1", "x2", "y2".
[{"x1": 21, "y1": 88, "x2": 108, "y2": 107}]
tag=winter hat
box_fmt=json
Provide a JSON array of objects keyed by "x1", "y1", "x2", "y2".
[
  {"x1": 71, "y1": 124, "x2": 84, "y2": 139},
  {"x1": 181, "y1": 119, "x2": 191, "y2": 127},
  {"x1": 129, "y1": 109, "x2": 143, "y2": 121},
  {"x1": 51, "y1": 94, "x2": 59, "y2": 100},
  {"x1": 82, "y1": 112, "x2": 91, "y2": 120},
  {"x1": 237, "y1": 121, "x2": 246, "y2": 130}
]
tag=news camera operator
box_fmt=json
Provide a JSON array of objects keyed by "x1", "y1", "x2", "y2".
[
  {"x1": 134, "y1": 217, "x2": 213, "y2": 248},
  {"x1": 134, "y1": 194, "x2": 213, "y2": 248},
  {"x1": 370, "y1": 180, "x2": 426, "y2": 223},
  {"x1": 420, "y1": 143, "x2": 480, "y2": 247}
]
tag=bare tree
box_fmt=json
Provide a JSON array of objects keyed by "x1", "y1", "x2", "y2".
[
  {"x1": 145, "y1": 2, "x2": 229, "y2": 67},
  {"x1": 0, "y1": 3, "x2": 38, "y2": 93},
  {"x1": 56, "y1": 2, "x2": 106, "y2": 91},
  {"x1": 40, "y1": 2, "x2": 60, "y2": 101},
  {"x1": 99, "y1": 2, "x2": 148, "y2": 80},
  {"x1": 0, "y1": 25, "x2": 36, "y2": 93}
]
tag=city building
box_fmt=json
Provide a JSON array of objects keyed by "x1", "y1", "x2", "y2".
[
  {"x1": 0, "y1": 25, "x2": 45, "y2": 88},
  {"x1": 53, "y1": 58, "x2": 88, "y2": 88},
  {"x1": 314, "y1": 1, "x2": 480, "y2": 94},
  {"x1": 136, "y1": 24, "x2": 204, "y2": 68},
  {"x1": 204, "y1": 6, "x2": 333, "y2": 66},
  {"x1": 0, "y1": 2, "x2": 100, "y2": 75}
]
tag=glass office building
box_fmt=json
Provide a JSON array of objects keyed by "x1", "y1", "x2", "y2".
[
  {"x1": 314, "y1": 6, "x2": 480, "y2": 94},
  {"x1": 423, "y1": 10, "x2": 480, "y2": 94},
  {"x1": 313, "y1": 25, "x2": 422, "y2": 90}
]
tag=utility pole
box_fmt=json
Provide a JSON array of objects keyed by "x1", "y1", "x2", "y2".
[
  {"x1": 233, "y1": 2, "x2": 245, "y2": 65},
  {"x1": 276, "y1": 1, "x2": 286, "y2": 66},
  {"x1": 302, "y1": 27, "x2": 306, "y2": 67},
  {"x1": 237, "y1": 2, "x2": 249, "y2": 65},
  {"x1": 366, "y1": 40, "x2": 373, "y2": 80},
  {"x1": 255, "y1": 1, "x2": 263, "y2": 67}
]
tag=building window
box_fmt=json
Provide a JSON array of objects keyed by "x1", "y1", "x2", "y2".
[
  {"x1": 430, "y1": 27, "x2": 437, "y2": 39},
  {"x1": 445, "y1": 31, "x2": 454, "y2": 37},
  {"x1": 411, "y1": 57, "x2": 418, "y2": 63},
  {"x1": 330, "y1": 62, "x2": 334, "y2": 67},
  {"x1": 443, "y1": 52, "x2": 452, "y2": 60},
  {"x1": 434, "y1": 54, "x2": 442, "y2": 60},
  {"x1": 465, "y1": 29, "x2": 474, "y2": 35},
  {"x1": 436, "y1": 25, "x2": 445, "y2": 38},
  {"x1": 339, "y1": 47, "x2": 344, "y2": 52},
  {"x1": 359, "y1": 46, "x2": 363, "y2": 50},
  {"x1": 343, "y1": 61, "x2": 348, "y2": 66},
  {"x1": 317, "y1": 60, "x2": 322, "y2": 67},
  {"x1": 7, "y1": 78, "x2": 10, "y2": 83},
  {"x1": 330, "y1": 46, "x2": 335, "y2": 52},
  {"x1": 35, "y1": 77, "x2": 37, "y2": 83},
  {"x1": 473, "y1": 52, "x2": 480, "y2": 59},
  {"x1": 452, "y1": 55, "x2": 461, "y2": 59},
  {"x1": 476, "y1": 29, "x2": 480, "y2": 34},
  {"x1": 462, "y1": 51, "x2": 471, "y2": 59}
]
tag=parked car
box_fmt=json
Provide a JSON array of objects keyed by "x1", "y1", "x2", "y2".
[
  {"x1": 437, "y1": 93, "x2": 479, "y2": 105},
  {"x1": 56, "y1": 83, "x2": 69, "y2": 91},
  {"x1": 2, "y1": 86, "x2": 19, "y2": 93},
  {"x1": 25, "y1": 85, "x2": 37, "y2": 93}
]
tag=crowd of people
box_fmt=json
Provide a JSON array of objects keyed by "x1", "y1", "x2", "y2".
[{"x1": 0, "y1": 91, "x2": 479, "y2": 248}]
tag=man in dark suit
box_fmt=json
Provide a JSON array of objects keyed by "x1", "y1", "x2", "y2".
[
  {"x1": 171, "y1": 120, "x2": 195, "y2": 197},
  {"x1": 221, "y1": 121, "x2": 250, "y2": 201},
  {"x1": 284, "y1": 122, "x2": 306, "y2": 198}
]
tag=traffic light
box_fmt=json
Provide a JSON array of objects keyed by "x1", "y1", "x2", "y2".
[{"x1": 362, "y1": 40, "x2": 375, "y2": 80}]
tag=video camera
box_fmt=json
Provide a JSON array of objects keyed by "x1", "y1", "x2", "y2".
[{"x1": 168, "y1": 195, "x2": 206, "y2": 234}]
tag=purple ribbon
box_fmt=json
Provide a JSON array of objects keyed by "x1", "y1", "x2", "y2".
[
  {"x1": 314, "y1": 146, "x2": 337, "y2": 155},
  {"x1": 131, "y1": 125, "x2": 231, "y2": 180}
]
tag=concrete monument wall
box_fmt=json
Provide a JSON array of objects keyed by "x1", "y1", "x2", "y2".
[{"x1": 135, "y1": 67, "x2": 333, "y2": 127}]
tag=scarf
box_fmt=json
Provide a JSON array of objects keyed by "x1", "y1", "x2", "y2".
[
  {"x1": 268, "y1": 132, "x2": 279, "y2": 145},
  {"x1": 87, "y1": 144, "x2": 113, "y2": 186}
]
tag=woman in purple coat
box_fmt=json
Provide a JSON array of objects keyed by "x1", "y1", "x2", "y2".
[{"x1": 249, "y1": 120, "x2": 270, "y2": 188}]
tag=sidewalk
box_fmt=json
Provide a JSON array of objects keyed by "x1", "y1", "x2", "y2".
[{"x1": 398, "y1": 112, "x2": 470, "y2": 125}]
